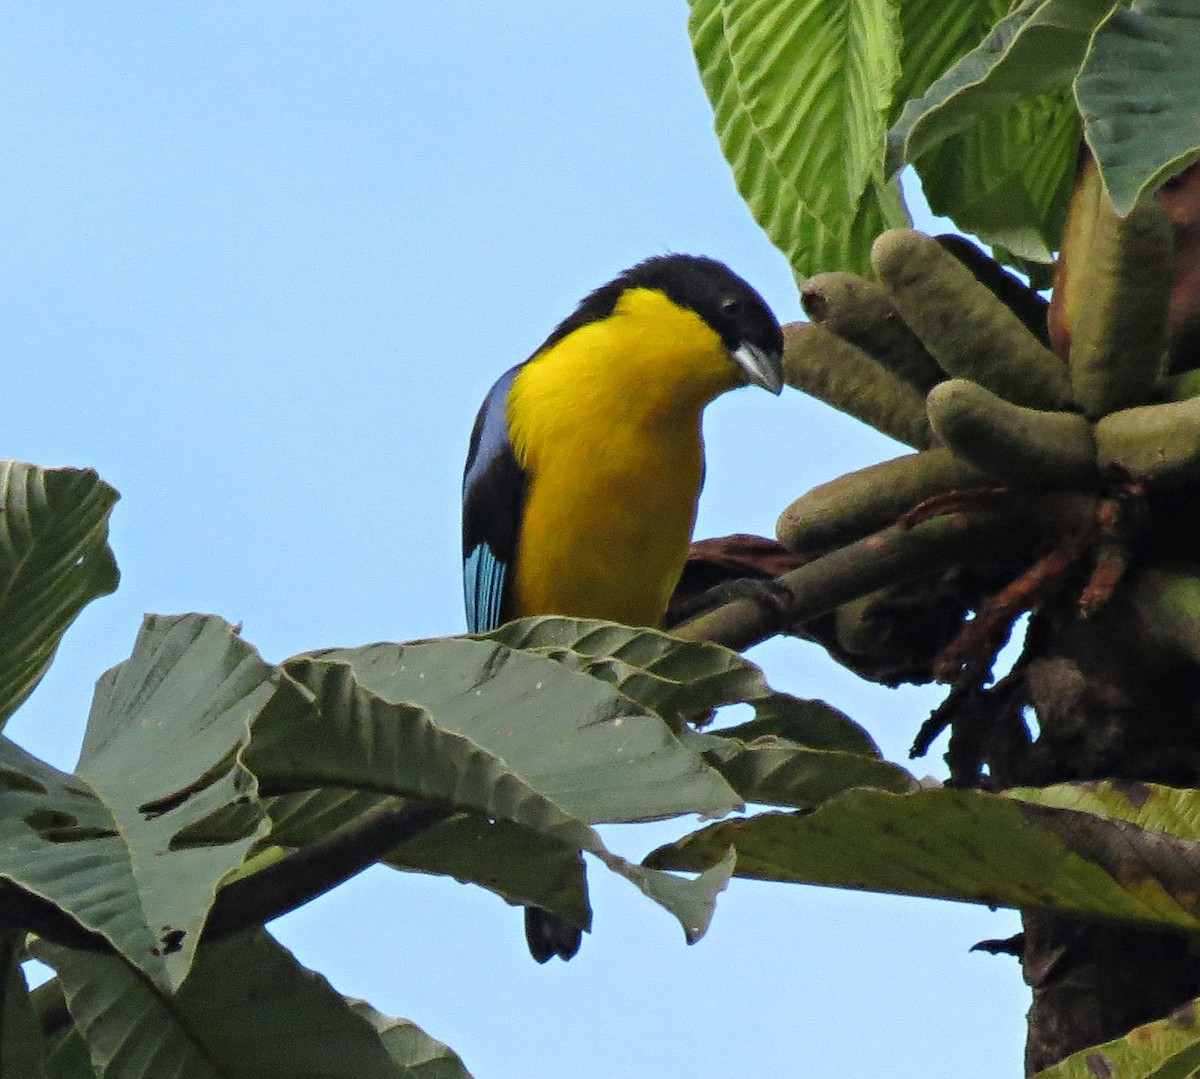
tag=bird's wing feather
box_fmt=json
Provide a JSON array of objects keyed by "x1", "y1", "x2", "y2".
[{"x1": 462, "y1": 365, "x2": 527, "y2": 632}]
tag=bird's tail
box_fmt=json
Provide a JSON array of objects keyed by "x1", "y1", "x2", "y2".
[{"x1": 524, "y1": 906, "x2": 582, "y2": 963}]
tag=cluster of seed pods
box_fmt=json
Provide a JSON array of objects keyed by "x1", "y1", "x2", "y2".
[{"x1": 775, "y1": 159, "x2": 1190, "y2": 675}]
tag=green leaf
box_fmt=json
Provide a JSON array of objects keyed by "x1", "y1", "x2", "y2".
[
  {"x1": 346, "y1": 1001, "x2": 473, "y2": 1079},
  {"x1": 0, "y1": 934, "x2": 48, "y2": 1079},
  {"x1": 0, "y1": 462, "x2": 119, "y2": 728},
  {"x1": 628, "y1": 848, "x2": 736, "y2": 946},
  {"x1": 74, "y1": 614, "x2": 275, "y2": 990},
  {"x1": 29, "y1": 979, "x2": 93, "y2": 1079},
  {"x1": 0, "y1": 614, "x2": 276, "y2": 994},
  {"x1": 892, "y1": 0, "x2": 1012, "y2": 124},
  {"x1": 0, "y1": 737, "x2": 152, "y2": 977},
  {"x1": 916, "y1": 88, "x2": 1079, "y2": 261},
  {"x1": 688, "y1": 0, "x2": 908, "y2": 278},
  {"x1": 888, "y1": 0, "x2": 1113, "y2": 175},
  {"x1": 252, "y1": 642, "x2": 739, "y2": 941},
  {"x1": 698, "y1": 736, "x2": 918, "y2": 809},
  {"x1": 253, "y1": 659, "x2": 599, "y2": 849},
  {"x1": 34, "y1": 929, "x2": 466, "y2": 1079},
  {"x1": 648, "y1": 786, "x2": 1200, "y2": 932},
  {"x1": 381, "y1": 812, "x2": 590, "y2": 927},
  {"x1": 483, "y1": 616, "x2": 878, "y2": 753},
  {"x1": 1035, "y1": 999, "x2": 1200, "y2": 1078},
  {"x1": 1077, "y1": 0, "x2": 1200, "y2": 215},
  {"x1": 1008, "y1": 780, "x2": 1200, "y2": 841},
  {"x1": 264, "y1": 790, "x2": 591, "y2": 926},
  {"x1": 710, "y1": 698, "x2": 875, "y2": 755},
  {"x1": 298, "y1": 631, "x2": 743, "y2": 825}
]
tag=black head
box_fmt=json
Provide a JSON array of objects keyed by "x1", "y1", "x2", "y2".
[
  {"x1": 619, "y1": 254, "x2": 783, "y2": 356},
  {"x1": 534, "y1": 254, "x2": 785, "y2": 390}
]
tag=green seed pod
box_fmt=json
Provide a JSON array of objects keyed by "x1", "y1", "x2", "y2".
[
  {"x1": 782, "y1": 321, "x2": 933, "y2": 449},
  {"x1": 1096, "y1": 396, "x2": 1200, "y2": 487},
  {"x1": 1068, "y1": 192, "x2": 1173, "y2": 419},
  {"x1": 872, "y1": 229, "x2": 1070, "y2": 410},
  {"x1": 926, "y1": 379, "x2": 1096, "y2": 488},
  {"x1": 935, "y1": 234, "x2": 1051, "y2": 347},
  {"x1": 776, "y1": 446, "x2": 989, "y2": 556},
  {"x1": 800, "y1": 272, "x2": 943, "y2": 394}
]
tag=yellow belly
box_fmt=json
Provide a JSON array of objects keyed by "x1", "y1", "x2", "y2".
[
  {"x1": 504, "y1": 285, "x2": 740, "y2": 627},
  {"x1": 512, "y1": 428, "x2": 703, "y2": 626}
]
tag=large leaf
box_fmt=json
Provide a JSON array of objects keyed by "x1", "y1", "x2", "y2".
[
  {"x1": 688, "y1": 0, "x2": 908, "y2": 278},
  {"x1": 299, "y1": 629, "x2": 744, "y2": 824},
  {"x1": 484, "y1": 616, "x2": 878, "y2": 753},
  {"x1": 34, "y1": 929, "x2": 469, "y2": 1079},
  {"x1": 916, "y1": 88, "x2": 1079, "y2": 261},
  {"x1": 892, "y1": 0, "x2": 1012, "y2": 125},
  {"x1": 30, "y1": 952, "x2": 475, "y2": 1078},
  {"x1": 247, "y1": 628, "x2": 751, "y2": 944},
  {"x1": 251, "y1": 659, "x2": 600, "y2": 848},
  {"x1": 648, "y1": 786, "x2": 1200, "y2": 932},
  {"x1": 72, "y1": 614, "x2": 275, "y2": 990},
  {"x1": 0, "y1": 462, "x2": 119, "y2": 728},
  {"x1": 263, "y1": 789, "x2": 591, "y2": 926},
  {"x1": 1035, "y1": 998, "x2": 1200, "y2": 1078},
  {"x1": 0, "y1": 736, "x2": 157, "y2": 985},
  {"x1": 696, "y1": 735, "x2": 918, "y2": 809},
  {"x1": 0, "y1": 615, "x2": 276, "y2": 993},
  {"x1": 1077, "y1": 0, "x2": 1200, "y2": 214},
  {"x1": 246, "y1": 661, "x2": 603, "y2": 932},
  {"x1": 888, "y1": 0, "x2": 1113, "y2": 174}
]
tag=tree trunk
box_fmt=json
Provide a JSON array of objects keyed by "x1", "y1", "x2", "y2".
[{"x1": 1004, "y1": 583, "x2": 1200, "y2": 1073}]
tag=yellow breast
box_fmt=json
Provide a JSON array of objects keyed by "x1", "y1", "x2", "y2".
[{"x1": 505, "y1": 287, "x2": 740, "y2": 626}]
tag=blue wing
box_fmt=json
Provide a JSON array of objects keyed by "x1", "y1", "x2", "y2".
[{"x1": 462, "y1": 365, "x2": 527, "y2": 632}]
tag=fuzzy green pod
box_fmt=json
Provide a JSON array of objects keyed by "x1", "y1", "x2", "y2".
[
  {"x1": 1067, "y1": 193, "x2": 1173, "y2": 418},
  {"x1": 1095, "y1": 396, "x2": 1200, "y2": 487},
  {"x1": 872, "y1": 229, "x2": 1070, "y2": 410},
  {"x1": 800, "y1": 272, "x2": 943, "y2": 394},
  {"x1": 926, "y1": 379, "x2": 1096, "y2": 488},
  {"x1": 783, "y1": 321, "x2": 933, "y2": 449},
  {"x1": 935, "y1": 234, "x2": 1051, "y2": 347},
  {"x1": 776, "y1": 446, "x2": 989, "y2": 555}
]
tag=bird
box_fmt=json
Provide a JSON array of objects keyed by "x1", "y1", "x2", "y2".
[{"x1": 462, "y1": 253, "x2": 784, "y2": 962}]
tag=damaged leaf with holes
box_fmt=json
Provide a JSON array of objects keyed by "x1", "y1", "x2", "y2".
[{"x1": 0, "y1": 615, "x2": 280, "y2": 993}]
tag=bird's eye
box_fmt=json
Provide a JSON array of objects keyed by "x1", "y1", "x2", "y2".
[{"x1": 719, "y1": 296, "x2": 746, "y2": 317}]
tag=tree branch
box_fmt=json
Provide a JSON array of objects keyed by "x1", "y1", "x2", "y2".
[
  {"x1": 10, "y1": 801, "x2": 452, "y2": 956},
  {"x1": 203, "y1": 800, "x2": 451, "y2": 941},
  {"x1": 673, "y1": 495, "x2": 1097, "y2": 652}
]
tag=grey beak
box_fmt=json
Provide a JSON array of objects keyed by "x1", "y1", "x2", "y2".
[{"x1": 732, "y1": 342, "x2": 784, "y2": 395}]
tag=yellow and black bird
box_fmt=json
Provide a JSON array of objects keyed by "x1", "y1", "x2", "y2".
[{"x1": 462, "y1": 254, "x2": 784, "y2": 962}]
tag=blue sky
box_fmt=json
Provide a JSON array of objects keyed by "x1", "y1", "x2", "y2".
[{"x1": 3, "y1": 5, "x2": 1029, "y2": 1076}]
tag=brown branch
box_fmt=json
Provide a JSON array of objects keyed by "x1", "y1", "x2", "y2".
[
  {"x1": 12, "y1": 801, "x2": 452, "y2": 957},
  {"x1": 673, "y1": 494, "x2": 1098, "y2": 653},
  {"x1": 203, "y1": 800, "x2": 451, "y2": 941},
  {"x1": 933, "y1": 541, "x2": 1086, "y2": 687},
  {"x1": 0, "y1": 881, "x2": 107, "y2": 952}
]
